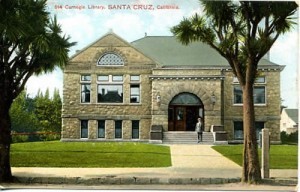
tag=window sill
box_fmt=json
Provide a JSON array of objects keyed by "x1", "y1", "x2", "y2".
[
  {"x1": 233, "y1": 104, "x2": 267, "y2": 107},
  {"x1": 79, "y1": 103, "x2": 142, "y2": 106}
]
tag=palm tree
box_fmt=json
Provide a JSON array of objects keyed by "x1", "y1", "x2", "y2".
[
  {"x1": 0, "y1": 0, "x2": 76, "y2": 181},
  {"x1": 171, "y1": 1, "x2": 297, "y2": 183}
]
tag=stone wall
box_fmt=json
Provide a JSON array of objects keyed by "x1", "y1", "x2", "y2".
[
  {"x1": 151, "y1": 68, "x2": 223, "y2": 132},
  {"x1": 62, "y1": 33, "x2": 154, "y2": 141},
  {"x1": 223, "y1": 70, "x2": 282, "y2": 143}
]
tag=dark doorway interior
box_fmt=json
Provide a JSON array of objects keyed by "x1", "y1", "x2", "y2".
[{"x1": 168, "y1": 93, "x2": 204, "y2": 131}]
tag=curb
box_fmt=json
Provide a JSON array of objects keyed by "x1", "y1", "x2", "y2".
[
  {"x1": 13, "y1": 176, "x2": 241, "y2": 185},
  {"x1": 262, "y1": 178, "x2": 298, "y2": 186},
  {"x1": 11, "y1": 176, "x2": 298, "y2": 186}
]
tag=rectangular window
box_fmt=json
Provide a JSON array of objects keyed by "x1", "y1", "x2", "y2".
[
  {"x1": 233, "y1": 86, "x2": 243, "y2": 104},
  {"x1": 253, "y1": 86, "x2": 266, "y2": 104},
  {"x1": 81, "y1": 75, "x2": 91, "y2": 81},
  {"x1": 130, "y1": 75, "x2": 140, "y2": 81},
  {"x1": 98, "y1": 85, "x2": 123, "y2": 103},
  {"x1": 130, "y1": 75, "x2": 140, "y2": 104},
  {"x1": 130, "y1": 84, "x2": 140, "y2": 103},
  {"x1": 233, "y1": 121, "x2": 243, "y2": 140},
  {"x1": 115, "y1": 120, "x2": 122, "y2": 139},
  {"x1": 132, "y1": 120, "x2": 139, "y2": 139},
  {"x1": 233, "y1": 76, "x2": 265, "y2": 84},
  {"x1": 81, "y1": 75, "x2": 91, "y2": 103},
  {"x1": 81, "y1": 120, "x2": 88, "y2": 138},
  {"x1": 81, "y1": 84, "x2": 91, "y2": 103},
  {"x1": 97, "y1": 75, "x2": 123, "y2": 103},
  {"x1": 255, "y1": 77, "x2": 265, "y2": 83},
  {"x1": 98, "y1": 75, "x2": 109, "y2": 81},
  {"x1": 234, "y1": 121, "x2": 265, "y2": 140},
  {"x1": 98, "y1": 120, "x2": 105, "y2": 138},
  {"x1": 233, "y1": 85, "x2": 266, "y2": 105},
  {"x1": 112, "y1": 75, "x2": 123, "y2": 82}
]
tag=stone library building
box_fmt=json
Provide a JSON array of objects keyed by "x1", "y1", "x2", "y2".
[{"x1": 61, "y1": 32, "x2": 283, "y2": 144}]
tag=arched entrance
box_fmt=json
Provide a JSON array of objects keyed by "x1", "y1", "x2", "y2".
[{"x1": 168, "y1": 93, "x2": 204, "y2": 131}]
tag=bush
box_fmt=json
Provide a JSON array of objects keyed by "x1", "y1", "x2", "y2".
[
  {"x1": 12, "y1": 134, "x2": 29, "y2": 143},
  {"x1": 281, "y1": 131, "x2": 298, "y2": 144},
  {"x1": 11, "y1": 132, "x2": 61, "y2": 143}
]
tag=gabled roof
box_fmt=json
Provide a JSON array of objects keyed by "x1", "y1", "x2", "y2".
[
  {"x1": 284, "y1": 108, "x2": 298, "y2": 123},
  {"x1": 69, "y1": 31, "x2": 133, "y2": 61},
  {"x1": 131, "y1": 36, "x2": 281, "y2": 68}
]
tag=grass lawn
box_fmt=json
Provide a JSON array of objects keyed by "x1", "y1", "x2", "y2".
[
  {"x1": 11, "y1": 141, "x2": 171, "y2": 168},
  {"x1": 212, "y1": 145, "x2": 298, "y2": 169}
]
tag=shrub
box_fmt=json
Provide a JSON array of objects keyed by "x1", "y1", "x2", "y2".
[
  {"x1": 281, "y1": 131, "x2": 298, "y2": 144},
  {"x1": 12, "y1": 134, "x2": 29, "y2": 143},
  {"x1": 11, "y1": 132, "x2": 61, "y2": 143}
]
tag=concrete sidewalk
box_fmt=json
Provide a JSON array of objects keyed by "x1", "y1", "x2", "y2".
[{"x1": 9, "y1": 144, "x2": 298, "y2": 185}]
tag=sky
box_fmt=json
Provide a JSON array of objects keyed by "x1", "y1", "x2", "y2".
[{"x1": 26, "y1": 0, "x2": 299, "y2": 108}]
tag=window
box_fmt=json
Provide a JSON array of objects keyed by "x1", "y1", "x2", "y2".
[
  {"x1": 98, "y1": 120, "x2": 105, "y2": 138},
  {"x1": 233, "y1": 86, "x2": 243, "y2": 104},
  {"x1": 234, "y1": 121, "x2": 265, "y2": 140},
  {"x1": 81, "y1": 75, "x2": 91, "y2": 103},
  {"x1": 233, "y1": 85, "x2": 266, "y2": 104},
  {"x1": 97, "y1": 53, "x2": 124, "y2": 66},
  {"x1": 233, "y1": 76, "x2": 266, "y2": 105},
  {"x1": 98, "y1": 75, "x2": 109, "y2": 81},
  {"x1": 81, "y1": 84, "x2": 91, "y2": 103},
  {"x1": 97, "y1": 75, "x2": 123, "y2": 103},
  {"x1": 233, "y1": 77, "x2": 265, "y2": 84},
  {"x1": 130, "y1": 84, "x2": 140, "y2": 103},
  {"x1": 253, "y1": 86, "x2": 266, "y2": 104},
  {"x1": 81, "y1": 120, "x2": 88, "y2": 138},
  {"x1": 115, "y1": 120, "x2": 122, "y2": 139},
  {"x1": 130, "y1": 75, "x2": 140, "y2": 81},
  {"x1": 255, "y1": 77, "x2": 266, "y2": 83},
  {"x1": 112, "y1": 75, "x2": 123, "y2": 81},
  {"x1": 234, "y1": 121, "x2": 243, "y2": 140},
  {"x1": 130, "y1": 75, "x2": 140, "y2": 103},
  {"x1": 81, "y1": 75, "x2": 91, "y2": 81},
  {"x1": 132, "y1": 120, "x2": 139, "y2": 139}
]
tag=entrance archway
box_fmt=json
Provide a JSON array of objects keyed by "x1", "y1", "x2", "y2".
[{"x1": 168, "y1": 93, "x2": 204, "y2": 131}]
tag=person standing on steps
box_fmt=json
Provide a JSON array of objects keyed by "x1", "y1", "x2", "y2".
[{"x1": 195, "y1": 117, "x2": 203, "y2": 143}]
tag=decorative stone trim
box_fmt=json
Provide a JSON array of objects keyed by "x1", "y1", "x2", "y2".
[
  {"x1": 94, "y1": 48, "x2": 128, "y2": 66},
  {"x1": 149, "y1": 75, "x2": 225, "y2": 81},
  {"x1": 222, "y1": 66, "x2": 284, "y2": 72}
]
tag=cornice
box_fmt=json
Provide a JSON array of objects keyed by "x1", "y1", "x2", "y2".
[{"x1": 149, "y1": 75, "x2": 225, "y2": 81}]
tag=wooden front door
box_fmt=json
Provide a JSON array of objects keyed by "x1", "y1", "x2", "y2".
[
  {"x1": 168, "y1": 105, "x2": 202, "y2": 131},
  {"x1": 168, "y1": 93, "x2": 204, "y2": 131}
]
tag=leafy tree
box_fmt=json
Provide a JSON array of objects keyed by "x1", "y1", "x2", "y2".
[
  {"x1": 10, "y1": 90, "x2": 39, "y2": 133},
  {"x1": 171, "y1": 1, "x2": 297, "y2": 183},
  {"x1": 0, "y1": 0, "x2": 75, "y2": 181},
  {"x1": 52, "y1": 88, "x2": 62, "y2": 133},
  {"x1": 34, "y1": 88, "x2": 62, "y2": 133}
]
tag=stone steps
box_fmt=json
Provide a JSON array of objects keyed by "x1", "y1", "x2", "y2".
[{"x1": 163, "y1": 131, "x2": 214, "y2": 144}]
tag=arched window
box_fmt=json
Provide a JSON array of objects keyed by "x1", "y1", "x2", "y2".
[
  {"x1": 97, "y1": 53, "x2": 124, "y2": 66},
  {"x1": 170, "y1": 93, "x2": 203, "y2": 105}
]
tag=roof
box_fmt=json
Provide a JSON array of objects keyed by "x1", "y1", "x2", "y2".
[
  {"x1": 284, "y1": 108, "x2": 298, "y2": 123},
  {"x1": 131, "y1": 36, "x2": 281, "y2": 68}
]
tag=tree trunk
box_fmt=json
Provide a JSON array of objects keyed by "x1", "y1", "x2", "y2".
[
  {"x1": 0, "y1": 102, "x2": 13, "y2": 182},
  {"x1": 241, "y1": 81, "x2": 261, "y2": 183}
]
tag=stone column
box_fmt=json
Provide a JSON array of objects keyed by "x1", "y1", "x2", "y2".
[{"x1": 262, "y1": 128, "x2": 270, "y2": 179}]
